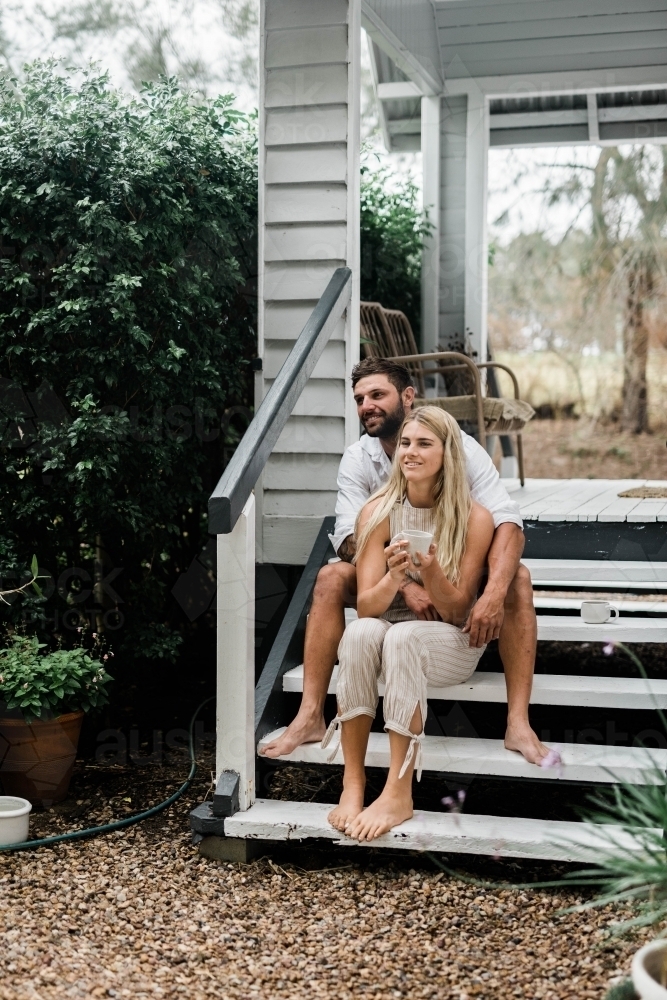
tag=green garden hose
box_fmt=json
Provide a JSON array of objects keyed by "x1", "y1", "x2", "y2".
[{"x1": 0, "y1": 696, "x2": 213, "y2": 853}]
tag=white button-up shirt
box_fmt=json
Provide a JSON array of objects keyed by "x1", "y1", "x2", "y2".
[{"x1": 330, "y1": 431, "x2": 523, "y2": 554}]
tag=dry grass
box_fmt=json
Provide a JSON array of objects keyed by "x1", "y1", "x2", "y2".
[
  {"x1": 495, "y1": 350, "x2": 667, "y2": 429},
  {"x1": 515, "y1": 418, "x2": 667, "y2": 481}
]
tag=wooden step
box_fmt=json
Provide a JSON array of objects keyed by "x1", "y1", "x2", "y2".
[
  {"x1": 534, "y1": 596, "x2": 667, "y2": 615},
  {"x1": 524, "y1": 559, "x2": 667, "y2": 590},
  {"x1": 258, "y1": 730, "x2": 667, "y2": 784},
  {"x1": 536, "y1": 615, "x2": 667, "y2": 642},
  {"x1": 282, "y1": 665, "x2": 667, "y2": 709},
  {"x1": 343, "y1": 609, "x2": 667, "y2": 641},
  {"x1": 224, "y1": 798, "x2": 650, "y2": 863}
]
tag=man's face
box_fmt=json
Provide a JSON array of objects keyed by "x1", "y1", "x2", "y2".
[{"x1": 353, "y1": 374, "x2": 413, "y2": 439}]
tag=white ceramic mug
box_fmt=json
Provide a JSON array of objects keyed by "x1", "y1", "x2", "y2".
[
  {"x1": 580, "y1": 600, "x2": 620, "y2": 624},
  {"x1": 392, "y1": 530, "x2": 434, "y2": 560}
]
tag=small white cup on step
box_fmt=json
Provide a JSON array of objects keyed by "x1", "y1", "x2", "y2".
[
  {"x1": 580, "y1": 600, "x2": 620, "y2": 624},
  {"x1": 392, "y1": 530, "x2": 434, "y2": 562}
]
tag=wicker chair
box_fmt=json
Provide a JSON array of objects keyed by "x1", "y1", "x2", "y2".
[{"x1": 360, "y1": 301, "x2": 534, "y2": 485}]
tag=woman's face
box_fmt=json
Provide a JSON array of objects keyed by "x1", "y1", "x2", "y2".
[{"x1": 398, "y1": 420, "x2": 444, "y2": 485}]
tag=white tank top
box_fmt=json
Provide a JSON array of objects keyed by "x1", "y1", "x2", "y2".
[{"x1": 381, "y1": 499, "x2": 437, "y2": 623}]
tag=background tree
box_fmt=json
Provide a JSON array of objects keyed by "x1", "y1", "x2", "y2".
[
  {"x1": 586, "y1": 147, "x2": 667, "y2": 432},
  {"x1": 359, "y1": 162, "x2": 429, "y2": 338},
  {"x1": 543, "y1": 145, "x2": 667, "y2": 432},
  {"x1": 488, "y1": 146, "x2": 667, "y2": 429},
  {"x1": 0, "y1": 0, "x2": 259, "y2": 97},
  {"x1": 0, "y1": 63, "x2": 257, "y2": 673}
]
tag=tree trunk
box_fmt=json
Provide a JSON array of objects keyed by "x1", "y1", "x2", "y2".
[{"x1": 621, "y1": 265, "x2": 651, "y2": 433}]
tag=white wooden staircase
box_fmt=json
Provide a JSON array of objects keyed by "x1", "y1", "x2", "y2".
[
  {"x1": 243, "y1": 598, "x2": 667, "y2": 861},
  {"x1": 192, "y1": 522, "x2": 667, "y2": 861},
  {"x1": 191, "y1": 270, "x2": 667, "y2": 863}
]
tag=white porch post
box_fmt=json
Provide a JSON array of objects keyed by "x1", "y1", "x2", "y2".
[
  {"x1": 216, "y1": 494, "x2": 255, "y2": 811},
  {"x1": 421, "y1": 94, "x2": 441, "y2": 354},
  {"x1": 463, "y1": 90, "x2": 489, "y2": 365}
]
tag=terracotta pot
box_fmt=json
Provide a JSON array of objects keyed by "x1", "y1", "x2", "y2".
[
  {"x1": 0, "y1": 710, "x2": 84, "y2": 807},
  {"x1": 632, "y1": 940, "x2": 667, "y2": 999}
]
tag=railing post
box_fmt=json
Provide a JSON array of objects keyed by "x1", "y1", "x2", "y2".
[{"x1": 216, "y1": 493, "x2": 255, "y2": 811}]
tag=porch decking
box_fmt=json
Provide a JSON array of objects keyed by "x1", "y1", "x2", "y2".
[
  {"x1": 506, "y1": 479, "x2": 667, "y2": 522},
  {"x1": 505, "y1": 478, "x2": 667, "y2": 563}
]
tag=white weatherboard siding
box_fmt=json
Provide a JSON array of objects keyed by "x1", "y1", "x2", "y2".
[{"x1": 258, "y1": 0, "x2": 361, "y2": 564}]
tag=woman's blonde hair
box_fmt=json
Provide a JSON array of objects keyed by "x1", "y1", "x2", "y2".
[{"x1": 355, "y1": 405, "x2": 471, "y2": 582}]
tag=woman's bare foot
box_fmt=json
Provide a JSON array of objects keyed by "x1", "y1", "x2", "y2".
[
  {"x1": 504, "y1": 719, "x2": 550, "y2": 765},
  {"x1": 260, "y1": 710, "x2": 326, "y2": 758},
  {"x1": 346, "y1": 787, "x2": 413, "y2": 842},
  {"x1": 328, "y1": 781, "x2": 365, "y2": 833}
]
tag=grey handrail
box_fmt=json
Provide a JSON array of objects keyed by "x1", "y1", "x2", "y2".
[{"x1": 208, "y1": 267, "x2": 352, "y2": 534}]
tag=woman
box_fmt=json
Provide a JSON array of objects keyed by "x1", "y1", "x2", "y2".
[{"x1": 322, "y1": 405, "x2": 494, "y2": 842}]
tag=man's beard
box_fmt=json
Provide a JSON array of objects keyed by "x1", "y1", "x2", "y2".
[{"x1": 362, "y1": 402, "x2": 405, "y2": 440}]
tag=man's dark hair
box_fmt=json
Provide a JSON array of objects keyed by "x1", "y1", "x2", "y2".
[{"x1": 351, "y1": 357, "x2": 414, "y2": 393}]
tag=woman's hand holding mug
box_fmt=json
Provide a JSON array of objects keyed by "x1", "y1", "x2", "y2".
[
  {"x1": 412, "y1": 542, "x2": 437, "y2": 570},
  {"x1": 386, "y1": 540, "x2": 411, "y2": 582}
]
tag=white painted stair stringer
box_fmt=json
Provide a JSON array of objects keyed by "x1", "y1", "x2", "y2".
[
  {"x1": 282, "y1": 665, "x2": 667, "y2": 710},
  {"x1": 258, "y1": 730, "x2": 667, "y2": 785},
  {"x1": 225, "y1": 799, "x2": 653, "y2": 863}
]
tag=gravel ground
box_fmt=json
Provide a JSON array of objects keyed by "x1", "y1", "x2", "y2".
[{"x1": 0, "y1": 748, "x2": 654, "y2": 1000}]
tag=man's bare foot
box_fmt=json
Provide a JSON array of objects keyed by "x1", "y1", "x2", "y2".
[
  {"x1": 345, "y1": 788, "x2": 413, "y2": 842},
  {"x1": 505, "y1": 720, "x2": 550, "y2": 765},
  {"x1": 328, "y1": 782, "x2": 365, "y2": 833},
  {"x1": 260, "y1": 711, "x2": 326, "y2": 758}
]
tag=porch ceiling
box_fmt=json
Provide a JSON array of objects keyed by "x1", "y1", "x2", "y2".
[
  {"x1": 364, "y1": 0, "x2": 667, "y2": 151},
  {"x1": 433, "y1": 0, "x2": 667, "y2": 81}
]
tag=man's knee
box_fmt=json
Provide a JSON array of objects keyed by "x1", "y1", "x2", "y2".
[
  {"x1": 505, "y1": 563, "x2": 534, "y2": 611},
  {"x1": 312, "y1": 561, "x2": 356, "y2": 604}
]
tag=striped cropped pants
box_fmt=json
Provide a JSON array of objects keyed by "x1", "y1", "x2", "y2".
[{"x1": 322, "y1": 618, "x2": 485, "y2": 780}]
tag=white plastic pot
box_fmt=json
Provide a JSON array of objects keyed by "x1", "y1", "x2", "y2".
[
  {"x1": 632, "y1": 940, "x2": 667, "y2": 999},
  {"x1": 0, "y1": 795, "x2": 32, "y2": 846}
]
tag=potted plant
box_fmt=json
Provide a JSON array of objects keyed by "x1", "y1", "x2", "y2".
[
  {"x1": 0, "y1": 631, "x2": 112, "y2": 806},
  {"x1": 632, "y1": 941, "x2": 667, "y2": 999}
]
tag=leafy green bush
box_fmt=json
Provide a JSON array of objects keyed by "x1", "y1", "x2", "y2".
[
  {"x1": 0, "y1": 632, "x2": 112, "y2": 722},
  {"x1": 360, "y1": 161, "x2": 429, "y2": 339},
  {"x1": 0, "y1": 62, "x2": 257, "y2": 662}
]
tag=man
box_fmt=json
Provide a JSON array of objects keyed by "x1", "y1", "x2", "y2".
[{"x1": 262, "y1": 357, "x2": 548, "y2": 765}]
